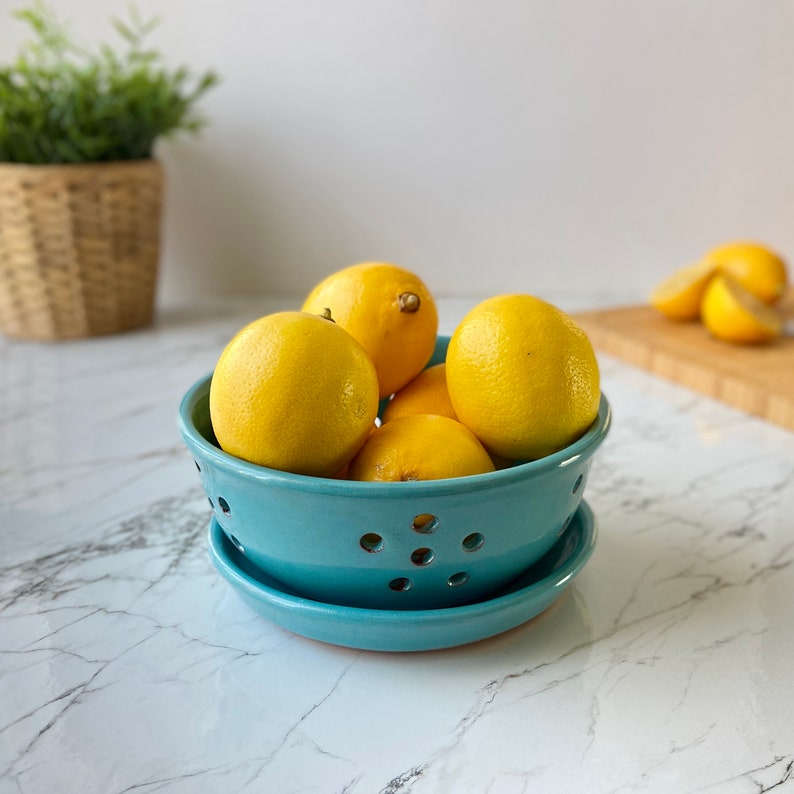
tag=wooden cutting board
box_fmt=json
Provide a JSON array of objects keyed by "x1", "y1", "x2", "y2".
[{"x1": 573, "y1": 289, "x2": 794, "y2": 432}]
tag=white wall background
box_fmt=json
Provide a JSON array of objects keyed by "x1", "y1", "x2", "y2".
[{"x1": 3, "y1": 0, "x2": 794, "y2": 303}]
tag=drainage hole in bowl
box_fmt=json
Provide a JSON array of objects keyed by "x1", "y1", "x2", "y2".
[
  {"x1": 462, "y1": 532, "x2": 485, "y2": 552},
  {"x1": 448, "y1": 571, "x2": 470, "y2": 587},
  {"x1": 229, "y1": 534, "x2": 245, "y2": 554},
  {"x1": 411, "y1": 513, "x2": 439, "y2": 534},
  {"x1": 410, "y1": 547, "x2": 435, "y2": 566},
  {"x1": 217, "y1": 497, "x2": 231, "y2": 516},
  {"x1": 389, "y1": 577, "x2": 413, "y2": 592},
  {"x1": 572, "y1": 474, "x2": 584, "y2": 494},
  {"x1": 360, "y1": 533, "x2": 384, "y2": 553}
]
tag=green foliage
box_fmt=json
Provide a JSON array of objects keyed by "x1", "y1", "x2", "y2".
[{"x1": 0, "y1": 2, "x2": 219, "y2": 163}]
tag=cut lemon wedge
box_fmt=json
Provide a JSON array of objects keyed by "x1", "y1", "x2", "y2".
[
  {"x1": 703, "y1": 241, "x2": 789, "y2": 305},
  {"x1": 649, "y1": 260, "x2": 717, "y2": 320},
  {"x1": 700, "y1": 274, "x2": 783, "y2": 344}
]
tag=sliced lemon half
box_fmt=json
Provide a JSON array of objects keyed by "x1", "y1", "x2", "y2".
[
  {"x1": 703, "y1": 241, "x2": 788, "y2": 305},
  {"x1": 700, "y1": 274, "x2": 783, "y2": 344},
  {"x1": 649, "y1": 260, "x2": 717, "y2": 320}
]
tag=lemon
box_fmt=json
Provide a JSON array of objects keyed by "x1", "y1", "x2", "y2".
[
  {"x1": 209, "y1": 311, "x2": 379, "y2": 477},
  {"x1": 703, "y1": 241, "x2": 788, "y2": 305},
  {"x1": 301, "y1": 262, "x2": 438, "y2": 398},
  {"x1": 348, "y1": 414, "x2": 495, "y2": 482},
  {"x1": 649, "y1": 260, "x2": 716, "y2": 320},
  {"x1": 446, "y1": 294, "x2": 600, "y2": 460},
  {"x1": 381, "y1": 363, "x2": 457, "y2": 423},
  {"x1": 700, "y1": 274, "x2": 782, "y2": 344}
]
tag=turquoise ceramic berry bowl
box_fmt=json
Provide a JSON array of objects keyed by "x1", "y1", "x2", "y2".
[{"x1": 178, "y1": 336, "x2": 611, "y2": 611}]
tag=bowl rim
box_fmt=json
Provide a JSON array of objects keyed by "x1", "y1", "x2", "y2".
[{"x1": 178, "y1": 340, "x2": 611, "y2": 497}]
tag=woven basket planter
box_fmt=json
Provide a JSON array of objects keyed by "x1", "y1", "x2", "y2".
[{"x1": 0, "y1": 159, "x2": 163, "y2": 341}]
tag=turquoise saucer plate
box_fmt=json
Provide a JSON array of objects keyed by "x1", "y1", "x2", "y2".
[{"x1": 207, "y1": 500, "x2": 597, "y2": 653}]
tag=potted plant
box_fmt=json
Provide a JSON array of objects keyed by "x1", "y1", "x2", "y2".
[{"x1": 0, "y1": 2, "x2": 218, "y2": 340}]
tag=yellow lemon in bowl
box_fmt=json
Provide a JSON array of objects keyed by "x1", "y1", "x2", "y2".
[
  {"x1": 209, "y1": 311, "x2": 379, "y2": 477},
  {"x1": 446, "y1": 294, "x2": 600, "y2": 461},
  {"x1": 381, "y1": 363, "x2": 457, "y2": 423},
  {"x1": 348, "y1": 413, "x2": 495, "y2": 482},
  {"x1": 302, "y1": 262, "x2": 438, "y2": 398}
]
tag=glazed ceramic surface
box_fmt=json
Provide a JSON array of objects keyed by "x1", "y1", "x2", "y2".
[{"x1": 207, "y1": 501, "x2": 596, "y2": 652}]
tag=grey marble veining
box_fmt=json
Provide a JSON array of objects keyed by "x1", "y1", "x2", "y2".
[{"x1": 1, "y1": 295, "x2": 793, "y2": 794}]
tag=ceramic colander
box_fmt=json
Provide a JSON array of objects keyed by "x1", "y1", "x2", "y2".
[{"x1": 178, "y1": 336, "x2": 610, "y2": 610}]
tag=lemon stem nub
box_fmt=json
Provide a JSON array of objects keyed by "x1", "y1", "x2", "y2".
[
  {"x1": 399, "y1": 292, "x2": 421, "y2": 313},
  {"x1": 320, "y1": 308, "x2": 335, "y2": 323}
]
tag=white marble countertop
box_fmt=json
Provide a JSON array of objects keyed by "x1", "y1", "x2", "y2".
[{"x1": 2, "y1": 294, "x2": 793, "y2": 794}]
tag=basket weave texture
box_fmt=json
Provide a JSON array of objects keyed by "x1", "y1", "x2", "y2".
[{"x1": 0, "y1": 159, "x2": 163, "y2": 341}]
